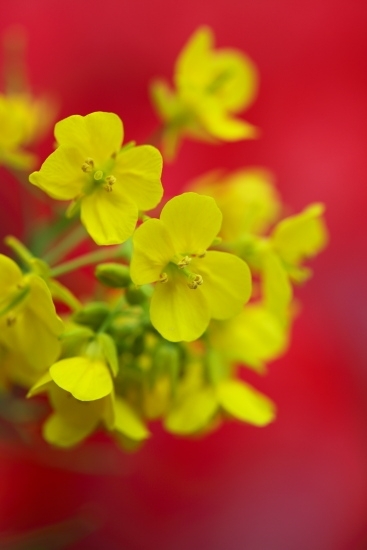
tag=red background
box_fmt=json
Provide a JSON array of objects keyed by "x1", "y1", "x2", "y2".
[{"x1": 0, "y1": 1, "x2": 366, "y2": 549}]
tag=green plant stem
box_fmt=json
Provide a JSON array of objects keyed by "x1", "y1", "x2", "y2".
[
  {"x1": 50, "y1": 245, "x2": 130, "y2": 278},
  {"x1": 44, "y1": 224, "x2": 87, "y2": 265}
]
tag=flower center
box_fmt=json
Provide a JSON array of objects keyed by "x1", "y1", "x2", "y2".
[
  {"x1": 159, "y1": 254, "x2": 204, "y2": 290},
  {"x1": 81, "y1": 158, "x2": 117, "y2": 193}
]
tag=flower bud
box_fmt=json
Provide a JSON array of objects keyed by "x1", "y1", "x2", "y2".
[
  {"x1": 72, "y1": 302, "x2": 110, "y2": 331},
  {"x1": 95, "y1": 263, "x2": 131, "y2": 288}
]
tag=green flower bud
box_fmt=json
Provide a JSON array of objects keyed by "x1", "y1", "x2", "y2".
[
  {"x1": 95, "y1": 263, "x2": 131, "y2": 288},
  {"x1": 125, "y1": 285, "x2": 150, "y2": 306},
  {"x1": 72, "y1": 301, "x2": 110, "y2": 331}
]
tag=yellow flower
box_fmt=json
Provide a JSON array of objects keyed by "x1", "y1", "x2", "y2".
[
  {"x1": 164, "y1": 379, "x2": 275, "y2": 435},
  {"x1": 49, "y1": 334, "x2": 118, "y2": 401},
  {"x1": 151, "y1": 26, "x2": 258, "y2": 160},
  {"x1": 270, "y1": 203, "x2": 328, "y2": 283},
  {"x1": 189, "y1": 168, "x2": 281, "y2": 242},
  {"x1": 28, "y1": 372, "x2": 150, "y2": 448},
  {"x1": 0, "y1": 254, "x2": 63, "y2": 374},
  {"x1": 0, "y1": 93, "x2": 39, "y2": 170},
  {"x1": 209, "y1": 303, "x2": 289, "y2": 374},
  {"x1": 131, "y1": 192, "x2": 252, "y2": 342},
  {"x1": 29, "y1": 111, "x2": 163, "y2": 245}
]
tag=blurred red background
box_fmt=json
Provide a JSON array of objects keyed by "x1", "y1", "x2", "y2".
[{"x1": 0, "y1": 1, "x2": 366, "y2": 549}]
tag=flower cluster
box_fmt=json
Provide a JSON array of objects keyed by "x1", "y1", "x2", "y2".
[{"x1": 0, "y1": 28, "x2": 327, "y2": 450}]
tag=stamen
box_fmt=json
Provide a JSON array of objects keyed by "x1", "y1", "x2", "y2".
[
  {"x1": 159, "y1": 273, "x2": 168, "y2": 283},
  {"x1": 177, "y1": 255, "x2": 191, "y2": 268},
  {"x1": 81, "y1": 157, "x2": 94, "y2": 172},
  {"x1": 187, "y1": 273, "x2": 203, "y2": 289}
]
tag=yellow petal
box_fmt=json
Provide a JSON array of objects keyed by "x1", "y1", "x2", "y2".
[
  {"x1": 211, "y1": 305, "x2": 289, "y2": 372},
  {"x1": 54, "y1": 112, "x2": 123, "y2": 164},
  {"x1": 113, "y1": 397, "x2": 150, "y2": 440},
  {"x1": 0, "y1": 254, "x2": 22, "y2": 290},
  {"x1": 160, "y1": 192, "x2": 222, "y2": 254},
  {"x1": 113, "y1": 145, "x2": 163, "y2": 211},
  {"x1": 164, "y1": 388, "x2": 217, "y2": 435},
  {"x1": 27, "y1": 275, "x2": 64, "y2": 335},
  {"x1": 217, "y1": 380, "x2": 276, "y2": 426},
  {"x1": 29, "y1": 146, "x2": 86, "y2": 200},
  {"x1": 150, "y1": 271, "x2": 210, "y2": 342},
  {"x1": 27, "y1": 371, "x2": 53, "y2": 397},
  {"x1": 271, "y1": 203, "x2": 328, "y2": 266},
  {"x1": 130, "y1": 219, "x2": 175, "y2": 285},
  {"x1": 80, "y1": 187, "x2": 138, "y2": 245},
  {"x1": 50, "y1": 356, "x2": 113, "y2": 401},
  {"x1": 174, "y1": 26, "x2": 214, "y2": 89},
  {"x1": 196, "y1": 251, "x2": 251, "y2": 319},
  {"x1": 262, "y1": 251, "x2": 292, "y2": 319},
  {"x1": 210, "y1": 49, "x2": 258, "y2": 112},
  {"x1": 198, "y1": 97, "x2": 258, "y2": 140},
  {"x1": 3, "y1": 307, "x2": 62, "y2": 370},
  {"x1": 43, "y1": 412, "x2": 96, "y2": 447}
]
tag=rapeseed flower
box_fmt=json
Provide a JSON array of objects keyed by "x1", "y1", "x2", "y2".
[
  {"x1": 29, "y1": 111, "x2": 163, "y2": 245},
  {"x1": 151, "y1": 26, "x2": 258, "y2": 159},
  {"x1": 130, "y1": 192, "x2": 252, "y2": 342},
  {"x1": 165, "y1": 378, "x2": 275, "y2": 435},
  {"x1": 0, "y1": 254, "x2": 63, "y2": 374},
  {"x1": 28, "y1": 372, "x2": 150, "y2": 447},
  {"x1": 0, "y1": 93, "x2": 42, "y2": 169}
]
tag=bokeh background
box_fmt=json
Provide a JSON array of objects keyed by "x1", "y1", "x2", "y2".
[{"x1": 0, "y1": 1, "x2": 366, "y2": 549}]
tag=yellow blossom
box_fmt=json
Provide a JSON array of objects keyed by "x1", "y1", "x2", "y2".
[
  {"x1": 164, "y1": 379, "x2": 275, "y2": 435},
  {"x1": 29, "y1": 111, "x2": 163, "y2": 245},
  {"x1": 270, "y1": 203, "x2": 328, "y2": 283},
  {"x1": 49, "y1": 334, "x2": 118, "y2": 401},
  {"x1": 151, "y1": 26, "x2": 258, "y2": 160},
  {"x1": 209, "y1": 303, "x2": 289, "y2": 374},
  {"x1": 131, "y1": 192, "x2": 252, "y2": 342},
  {"x1": 0, "y1": 254, "x2": 63, "y2": 375},
  {"x1": 28, "y1": 372, "x2": 149, "y2": 447},
  {"x1": 190, "y1": 168, "x2": 282, "y2": 242},
  {"x1": 0, "y1": 93, "x2": 42, "y2": 169}
]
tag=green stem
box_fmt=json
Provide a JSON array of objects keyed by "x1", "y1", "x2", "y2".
[
  {"x1": 44, "y1": 224, "x2": 87, "y2": 265},
  {"x1": 49, "y1": 245, "x2": 130, "y2": 278},
  {"x1": 4, "y1": 235, "x2": 34, "y2": 265}
]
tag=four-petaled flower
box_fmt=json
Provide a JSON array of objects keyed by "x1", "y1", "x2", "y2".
[
  {"x1": 130, "y1": 192, "x2": 252, "y2": 342},
  {"x1": 29, "y1": 111, "x2": 163, "y2": 245},
  {"x1": 151, "y1": 26, "x2": 258, "y2": 160}
]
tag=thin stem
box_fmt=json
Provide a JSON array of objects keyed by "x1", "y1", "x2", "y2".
[
  {"x1": 44, "y1": 224, "x2": 87, "y2": 265},
  {"x1": 49, "y1": 245, "x2": 130, "y2": 278}
]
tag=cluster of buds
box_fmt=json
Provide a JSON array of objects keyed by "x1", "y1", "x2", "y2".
[{"x1": 0, "y1": 27, "x2": 327, "y2": 450}]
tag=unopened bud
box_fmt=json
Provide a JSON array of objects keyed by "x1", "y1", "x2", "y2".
[
  {"x1": 95, "y1": 263, "x2": 131, "y2": 288},
  {"x1": 72, "y1": 302, "x2": 110, "y2": 331}
]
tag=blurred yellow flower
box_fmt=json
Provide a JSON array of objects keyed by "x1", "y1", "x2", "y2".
[
  {"x1": 29, "y1": 111, "x2": 163, "y2": 245},
  {"x1": 164, "y1": 379, "x2": 275, "y2": 435},
  {"x1": 151, "y1": 26, "x2": 258, "y2": 160},
  {"x1": 0, "y1": 93, "x2": 54, "y2": 170},
  {"x1": 28, "y1": 372, "x2": 150, "y2": 448},
  {"x1": 0, "y1": 254, "x2": 63, "y2": 374},
  {"x1": 131, "y1": 192, "x2": 252, "y2": 342}
]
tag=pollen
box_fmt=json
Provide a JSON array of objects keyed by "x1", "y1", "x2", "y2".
[
  {"x1": 177, "y1": 255, "x2": 191, "y2": 268},
  {"x1": 159, "y1": 273, "x2": 168, "y2": 283},
  {"x1": 187, "y1": 273, "x2": 203, "y2": 289},
  {"x1": 81, "y1": 157, "x2": 94, "y2": 172}
]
